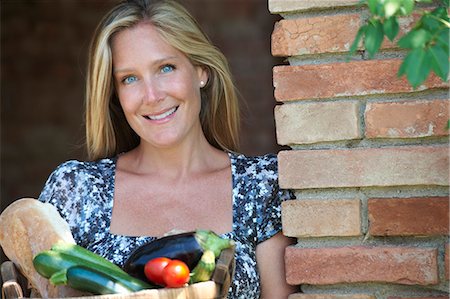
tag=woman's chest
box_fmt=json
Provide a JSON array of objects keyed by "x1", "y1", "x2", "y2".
[{"x1": 110, "y1": 171, "x2": 233, "y2": 237}]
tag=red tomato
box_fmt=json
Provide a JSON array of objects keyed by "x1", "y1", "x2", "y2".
[
  {"x1": 162, "y1": 260, "x2": 190, "y2": 288},
  {"x1": 144, "y1": 257, "x2": 171, "y2": 286}
]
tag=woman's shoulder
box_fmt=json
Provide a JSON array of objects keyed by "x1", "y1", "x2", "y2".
[
  {"x1": 48, "y1": 157, "x2": 116, "y2": 180},
  {"x1": 230, "y1": 152, "x2": 278, "y2": 174},
  {"x1": 40, "y1": 157, "x2": 117, "y2": 203}
]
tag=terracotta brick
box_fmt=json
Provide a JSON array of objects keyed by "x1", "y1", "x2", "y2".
[
  {"x1": 271, "y1": 9, "x2": 423, "y2": 51},
  {"x1": 272, "y1": 14, "x2": 361, "y2": 56},
  {"x1": 269, "y1": 0, "x2": 360, "y2": 13},
  {"x1": 368, "y1": 197, "x2": 449, "y2": 236},
  {"x1": 446, "y1": 244, "x2": 449, "y2": 281},
  {"x1": 273, "y1": 59, "x2": 448, "y2": 101},
  {"x1": 290, "y1": 295, "x2": 375, "y2": 299},
  {"x1": 365, "y1": 99, "x2": 450, "y2": 138},
  {"x1": 282, "y1": 199, "x2": 361, "y2": 237},
  {"x1": 275, "y1": 101, "x2": 361, "y2": 145},
  {"x1": 278, "y1": 145, "x2": 449, "y2": 189},
  {"x1": 285, "y1": 246, "x2": 439, "y2": 285},
  {"x1": 272, "y1": 12, "x2": 420, "y2": 56}
]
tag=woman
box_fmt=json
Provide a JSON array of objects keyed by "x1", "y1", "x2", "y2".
[{"x1": 38, "y1": 0, "x2": 296, "y2": 298}]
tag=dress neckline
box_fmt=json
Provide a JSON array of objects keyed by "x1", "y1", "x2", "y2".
[{"x1": 105, "y1": 152, "x2": 238, "y2": 239}]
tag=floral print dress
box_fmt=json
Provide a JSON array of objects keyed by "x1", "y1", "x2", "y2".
[{"x1": 38, "y1": 152, "x2": 294, "y2": 299}]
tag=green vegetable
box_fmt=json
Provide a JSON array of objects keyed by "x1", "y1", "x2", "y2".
[
  {"x1": 50, "y1": 241, "x2": 124, "y2": 273},
  {"x1": 194, "y1": 230, "x2": 234, "y2": 259},
  {"x1": 66, "y1": 265, "x2": 136, "y2": 295},
  {"x1": 33, "y1": 250, "x2": 78, "y2": 280},
  {"x1": 33, "y1": 242, "x2": 154, "y2": 293},
  {"x1": 189, "y1": 250, "x2": 216, "y2": 284},
  {"x1": 124, "y1": 230, "x2": 234, "y2": 282}
]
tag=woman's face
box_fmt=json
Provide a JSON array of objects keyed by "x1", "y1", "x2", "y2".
[{"x1": 111, "y1": 22, "x2": 207, "y2": 149}]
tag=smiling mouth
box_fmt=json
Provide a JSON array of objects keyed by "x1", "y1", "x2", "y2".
[{"x1": 144, "y1": 106, "x2": 178, "y2": 121}]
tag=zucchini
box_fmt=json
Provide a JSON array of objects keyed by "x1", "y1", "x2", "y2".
[
  {"x1": 189, "y1": 250, "x2": 216, "y2": 284},
  {"x1": 33, "y1": 248, "x2": 154, "y2": 290},
  {"x1": 51, "y1": 241, "x2": 124, "y2": 273},
  {"x1": 33, "y1": 250, "x2": 78, "y2": 279},
  {"x1": 66, "y1": 265, "x2": 135, "y2": 295}
]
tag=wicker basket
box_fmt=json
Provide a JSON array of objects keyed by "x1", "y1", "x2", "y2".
[{"x1": 1, "y1": 248, "x2": 235, "y2": 299}]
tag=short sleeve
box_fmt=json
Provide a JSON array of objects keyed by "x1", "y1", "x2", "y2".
[
  {"x1": 255, "y1": 155, "x2": 295, "y2": 244},
  {"x1": 38, "y1": 161, "x2": 86, "y2": 242}
]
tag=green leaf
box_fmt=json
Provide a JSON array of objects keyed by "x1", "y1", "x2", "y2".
[
  {"x1": 447, "y1": 119, "x2": 450, "y2": 130},
  {"x1": 431, "y1": 6, "x2": 448, "y2": 20},
  {"x1": 383, "y1": 17, "x2": 400, "y2": 41},
  {"x1": 399, "y1": 0, "x2": 415, "y2": 15},
  {"x1": 349, "y1": 25, "x2": 367, "y2": 56},
  {"x1": 368, "y1": 0, "x2": 379, "y2": 14},
  {"x1": 436, "y1": 28, "x2": 450, "y2": 52},
  {"x1": 421, "y1": 13, "x2": 441, "y2": 32},
  {"x1": 399, "y1": 48, "x2": 432, "y2": 88},
  {"x1": 443, "y1": 0, "x2": 449, "y2": 8},
  {"x1": 365, "y1": 19, "x2": 384, "y2": 57},
  {"x1": 412, "y1": 49, "x2": 432, "y2": 87},
  {"x1": 397, "y1": 28, "x2": 432, "y2": 49},
  {"x1": 385, "y1": 0, "x2": 401, "y2": 18},
  {"x1": 368, "y1": 0, "x2": 388, "y2": 15},
  {"x1": 398, "y1": 54, "x2": 409, "y2": 77},
  {"x1": 429, "y1": 45, "x2": 449, "y2": 80}
]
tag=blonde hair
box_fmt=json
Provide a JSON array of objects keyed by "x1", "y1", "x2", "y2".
[{"x1": 85, "y1": 0, "x2": 240, "y2": 160}]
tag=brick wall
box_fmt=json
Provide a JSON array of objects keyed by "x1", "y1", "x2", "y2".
[{"x1": 269, "y1": 0, "x2": 450, "y2": 298}]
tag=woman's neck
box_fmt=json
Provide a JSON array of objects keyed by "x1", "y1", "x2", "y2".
[{"x1": 118, "y1": 136, "x2": 229, "y2": 180}]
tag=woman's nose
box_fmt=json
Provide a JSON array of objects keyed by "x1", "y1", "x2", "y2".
[{"x1": 142, "y1": 79, "x2": 164, "y2": 103}]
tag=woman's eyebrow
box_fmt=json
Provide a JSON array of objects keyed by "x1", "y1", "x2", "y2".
[
  {"x1": 113, "y1": 56, "x2": 179, "y2": 74},
  {"x1": 113, "y1": 67, "x2": 134, "y2": 75}
]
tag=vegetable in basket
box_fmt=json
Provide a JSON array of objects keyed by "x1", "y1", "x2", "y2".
[
  {"x1": 33, "y1": 241, "x2": 155, "y2": 295},
  {"x1": 144, "y1": 257, "x2": 190, "y2": 287},
  {"x1": 189, "y1": 250, "x2": 216, "y2": 284},
  {"x1": 123, "y1": 230, "x2": 234, "y2": 283}
]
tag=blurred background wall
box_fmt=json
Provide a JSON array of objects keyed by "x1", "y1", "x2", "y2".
[{"x1": 1, "y1": 0, "x2": 285, "y2": 214}]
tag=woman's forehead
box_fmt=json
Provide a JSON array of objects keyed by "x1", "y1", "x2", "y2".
[{"x1": 111, "y1": 23, "x2": 189, "y2": 68}]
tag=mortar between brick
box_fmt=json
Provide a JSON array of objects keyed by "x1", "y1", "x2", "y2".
[{"x1": 299, "y1": 282, "x2": 449, "y2": 299}]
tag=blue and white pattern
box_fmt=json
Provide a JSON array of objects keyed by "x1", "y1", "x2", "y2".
[{"x1": 38, "y1": 152, "x2": 293, "y2": 299}]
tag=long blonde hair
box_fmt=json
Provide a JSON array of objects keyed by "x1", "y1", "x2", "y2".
[{"x1": 85, "y1": 0, "x2": 240, "y2": 160}]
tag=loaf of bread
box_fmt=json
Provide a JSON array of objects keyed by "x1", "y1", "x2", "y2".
[{"x1": 0, "y1": 197, "x2": 85, "y2": 298}]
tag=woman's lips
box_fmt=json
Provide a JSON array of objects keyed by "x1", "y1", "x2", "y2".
[{"x1": 144, "y1": 106, "x2": 178, "y2": 121}]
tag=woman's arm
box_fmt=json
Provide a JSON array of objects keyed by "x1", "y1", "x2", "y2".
[{"x1": 256, "y1": 231, "x2": 298, "y2": 298}]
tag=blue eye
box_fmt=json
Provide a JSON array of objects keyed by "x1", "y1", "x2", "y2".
[
  {"x1": 161, "y1": 64, "x2": 175, "y2": 73},
  {"x1": 123, "y1": 75, "x2": 137, "y2": 85}
]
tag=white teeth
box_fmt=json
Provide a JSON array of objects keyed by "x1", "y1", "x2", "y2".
[{"x1": 147, "y1": 107, "x2": 177, "y2": 120}]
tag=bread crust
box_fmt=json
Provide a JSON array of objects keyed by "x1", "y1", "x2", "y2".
[{"x1": 0, "y1": 198, "x2": 84, "y2": 298}]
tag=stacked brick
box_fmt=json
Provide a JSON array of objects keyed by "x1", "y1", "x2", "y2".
[{"x1": 269, "y1": 0, "x2": 449, "y2": 298}]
